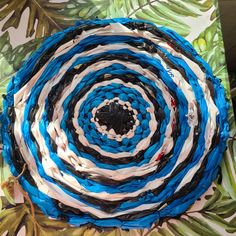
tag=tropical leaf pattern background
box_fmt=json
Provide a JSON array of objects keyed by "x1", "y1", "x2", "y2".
[{"x1": 0, "y1": 0, "x2": 235, "y2": 235}]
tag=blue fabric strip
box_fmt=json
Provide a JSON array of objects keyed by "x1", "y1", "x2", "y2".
[{"x1": 0, "y1": 18, "x2": 229, "y2": 229}]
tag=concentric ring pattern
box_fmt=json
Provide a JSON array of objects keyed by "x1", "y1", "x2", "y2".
[{"x1": 1, "y1": 18, "x2": 229, "y2": 228}]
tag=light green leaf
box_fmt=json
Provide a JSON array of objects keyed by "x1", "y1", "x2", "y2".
[
  {"x1": 0, "y1": 32, "x2": 15, "y2": 109},
  {"x1": 61, "y1": 0, "x2": 213, "y2": 37},
  {"x1": 164, "y1": 0, "x2": 199, "y2": 17},
  {"x1": 0, "y1": 0, "x2": 215, "y2": 39},
  {"x1": 157, "y1": 227, "x2": 174, "y2": 236},
  {"x1": 180, "y1": 217, "x2": 215, "y2": 236},
  {"x1": 128, "y1": 0, "x2": 213, "y2": 37},
  {"x1": 185, "y1": 215, "x2": 221, "y2": 236},
  {"x1": 166, "y1": 223, "x2": 184, "y2": 236},
  {"x1": 192, "y1": 20, "x2": 231, "y2": 98},
  {"x1": 183, "y1": 0, "x2": 214, "y2": 11},
  {"x1": 135, "y1": 9, "x2": 189, "y2": 37}
]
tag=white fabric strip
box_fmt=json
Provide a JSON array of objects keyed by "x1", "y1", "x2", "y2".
[
  {"x1": 12, "y1": 23, "x2": 219, "y2": 218},
  {"x1": 72, "y1": 79, "x2": 157, "y2": 156}
]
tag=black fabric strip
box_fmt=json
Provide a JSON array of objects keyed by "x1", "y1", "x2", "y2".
[
  {"x1": 7, "y1": 107, "x2": 37, "y2": 186},
  {"x1": 66, "y1": 73, "x2": 164, "y2": 165},
  {"x1": 55, "y1": 141, "x2": 216, "y2": 221},
  {"x1": 7, "y1": 39, "x2": 198, "y2": 214},
  {"x1": 27, "y1": 70, "x2": 172, "y2": 186},
  {"x1": 17, "y1": 21, "x2": 215, "y2": 98},
  {"x1": 6, "y1": 20, "x2": 218, "y2": 222},
  {"x1": 55, "y1": 126, "x2": 220, "y2": 221}
]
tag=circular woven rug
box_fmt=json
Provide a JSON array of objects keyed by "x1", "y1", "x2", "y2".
[{"x1": 1, "y1": 18, "x2": 229, "y2": 229}]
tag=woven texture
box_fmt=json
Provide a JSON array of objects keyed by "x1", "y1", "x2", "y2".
[{"x1": 1, "y1": 18, "x2": 229, "y2": 229}]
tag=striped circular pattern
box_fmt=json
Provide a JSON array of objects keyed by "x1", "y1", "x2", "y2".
[{"x1": 1, "y1": 18, "x2": 229, "y2": 229}]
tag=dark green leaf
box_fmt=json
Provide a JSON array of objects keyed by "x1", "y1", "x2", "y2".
[
  {"x1": 0, "y1": 153, "x2": 14, "y2": 205},
  {"x1": 221, "y1": 151, "x2": 236, "y2": 200},
  {"x1": 0, "y1": 32, "x2": 43, "y2": 111},
  {"x1": 202, "y1": 212, "x2": 236, "y2": 233},
  {"x1": 203, "y1": 188, "x2": 222, "y2": 210},
  {"x1": 229, "y1": 216, "x2": 236, "y2": 227},
  {"x1": 11, "y1": 38, "x2": 43, "y2": 70},
  {"x1": 0, "y1": 204, "x2": 88, "y2": 236},
  {"x1": 0, "y1": 204, "x2": 28, "y2": 236},
  {"x1": 0, "y1": 0, "x2": 76, "y2": 38}
]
